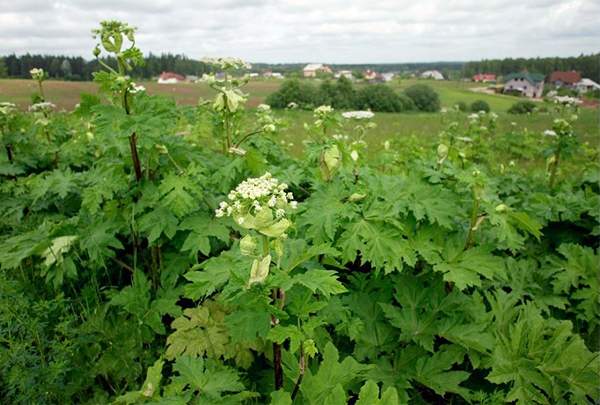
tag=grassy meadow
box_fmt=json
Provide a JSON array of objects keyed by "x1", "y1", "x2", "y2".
[{"x1": 1, "y1": 77, "x2": 598, "y2": 154}]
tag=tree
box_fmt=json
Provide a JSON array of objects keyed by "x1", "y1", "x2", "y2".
[
  {"x1": 0, "y1": 58, "x2": 7, "y2": 78},
  {"x1": 404, "y1": 84, "x2": 441, "y2": 112}
]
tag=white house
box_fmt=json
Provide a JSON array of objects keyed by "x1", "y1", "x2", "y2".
[
  {"x1": 382, "y1": 72, "x2": 395, "y2": 82},
  {"x1": 334, "y1": 70, "x2": 353, "y2": 79},
  {"x1": 271, "y1": 72, "x2": 284, "y2": 79},
  {"x1": 157, "y1": 72, "x2": 185, "y2": 84},
  {"x1": 421, "y1": 70, "x2": 444, "y2": 80},
  {"x1": 575, "y1": 78, "x2": 600, "y2": 93},
  {"x1": 503, "y1": 73, "x2": 545, "y2": 98},
  {"x1": 303, "y1": 63, "x2": 332, "y2": 78}
]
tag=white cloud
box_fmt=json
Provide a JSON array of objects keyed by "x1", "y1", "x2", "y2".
[{"x1": 0, "y1": 0, "x2": 598, "y2": 62}]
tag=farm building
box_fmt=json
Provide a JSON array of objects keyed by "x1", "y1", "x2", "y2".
[
  {"x1": 473, "y1": 73, "x2": 496, "y2": 82},
  {"x1": 503, "y1": 72, "x2": 545, "y2": 98},
  {"x1": 334, "y1": 70, "x2": 353, "y2": 79},
  {"x1": 364, "y1": 69, "x2": 378, "y2": 80},
  {"x1": 157, "y1": 72, "x2": 185, "y2": 84},
  {"x1": 381, "y1": 72, "x2": 395, "y2": 82},
  {"x1": 548, "y1": 71, "x2": 581, "y2": 88},
  {"x1": 421, "y1": 70, "x2": 444, "y2": 80},
  {"x1": 575, "y1": 78, "x2": 600, "y2": 93},
  {"x1": 303, "y1": 63, "x2": 332, "y2": 77}
]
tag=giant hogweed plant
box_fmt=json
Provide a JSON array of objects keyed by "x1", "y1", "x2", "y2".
[{"x1": 200, "y1": 58, "x2": 280, "y2": 155}]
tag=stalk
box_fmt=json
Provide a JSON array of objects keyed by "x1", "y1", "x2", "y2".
[
  {"x1": 464, "y1": 186, "x2": 481, "y2": 250},
  {"x1": 123, "y1": 90, "x2": 143, "y2": 181},
  {"x1": 291, "y1": 342, "x2": 305, "y2": 400},
  {"x1": 264, "y1": 235, "x2": 284, "y2": 390},
  {"x1": 549, "y1": 141, "x2": 562, "y2": 189},
  {"x1": 5, "y1": 144, "x2": 13, "y2": 164}
]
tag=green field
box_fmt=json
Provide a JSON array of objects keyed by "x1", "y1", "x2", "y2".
[
  {"x1": 0, "y1": 77, "x2": 538, "y2": 112},
  {"x1": 2, "y1": 77, "x2": 598, "y2": 153}
]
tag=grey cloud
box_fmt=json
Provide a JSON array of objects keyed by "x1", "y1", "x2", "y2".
[{"x1": 0, "y1": 0, "x2": 598, "y2": 63}]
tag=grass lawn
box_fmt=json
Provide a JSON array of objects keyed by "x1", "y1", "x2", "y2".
[
  {"x1": 390, "y1": 78, "x2": 520, "y2": 112},
  {"x1": 274, "y1": 108, "x2": 599, "y2": 156}
]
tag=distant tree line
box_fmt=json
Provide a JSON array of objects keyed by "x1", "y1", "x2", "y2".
[
  {"x1": 462, "y1": 53, "x2": 600, "y2": 81},
  {"x1": 0, "y1": 53, "x2": 212, "y2": 81}
]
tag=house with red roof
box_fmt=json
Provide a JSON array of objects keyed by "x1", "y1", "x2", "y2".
[
  {"x1": 473, "y1": 73, "x2": 496, "y2": 83},
  {"x1": 548, "y1": 71, "x2": 581, "y2": 88},
  {"x1": 157, "y1": 71, "x2": 186, "y2": 84}
]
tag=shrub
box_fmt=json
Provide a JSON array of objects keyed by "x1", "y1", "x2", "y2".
[
  {"x1": 508, "y1": 100, "x2": 537, "y2": 114},
  {"x1": 471, "y1": 100, "x2": 490, "y2": 113},
  {"x1": 331, "y1": 76, "x2": 356, "y2": 109},
  {"x1": 455, "y1": 101, "x2": 468, "y2": 112},
  {"x1": 356, "y1": 84, "x2": 412, "y2": 112},
  {"x1": 266, "y1": 79, "x2": 319, "y2": 109},
  {"x1": 404, "y1": 84, "x2": 440, "y2": 112}
]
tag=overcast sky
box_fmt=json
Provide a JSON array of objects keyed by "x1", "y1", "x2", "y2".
[{"x1": 0, "y1": 0, "x2": 598, "y2": 63}]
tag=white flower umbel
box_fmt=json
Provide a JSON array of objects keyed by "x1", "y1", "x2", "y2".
[
  {"x1": 30, "y1": 68, "x2": 45, "y2": 81},
  {"x1": 29, "y1": 102, "x2": 56, "y2": 113},
  {"x1": 543, "y1": 130, "x2": 557, "y2": 137},
  {"x1": 129, "y1": 82, "x2": 146, "y2": 94},
  {"x1": 215, "y1": 172, "x2": 297, "y2": 237},
  {"x1": 202, "y1": 57, "x2": 251, "y2": 70},
  {"x1": 0, "y1": 102, "x2": 17, "y2": 116},
  {"x1": 342, "y1": 110, "x2": 374, "y2": 120}
]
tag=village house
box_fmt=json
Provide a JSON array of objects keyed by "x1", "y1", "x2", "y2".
[
  {"x1": 575, "y1": 78, "x2": 600, "y2": 93},
  {"x1": 421, "y1": 70, "x2": 444, "y2": 80},
  {"x1": 503, "y1": 73, "x2": 545, "y2": 98},
  {"x1": 303, "y1": 63, "x2": 332, "y2": 78},
  {"x1": 157, "y1": 71, "x2": 185, "y2": 84},
  {"x1": 334, "y1": 70, "x2": 353, "y2": 80},
  {"x1": 472, "y1": 73, "x2": 496, "y2": 83},
  {"x1": 381, "y1": 72, "x2": 395, "y2": 82},
  {"x1": 364, "y1": 69, "x2": 378, "y2": 80},
  {"x1": 271, "y1": 72, "x2": 284, "y2": 79},
  {"x1": 548, "y1": 71, "x2": 581, "y2": 88}
]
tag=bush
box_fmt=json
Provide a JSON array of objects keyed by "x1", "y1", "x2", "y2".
[
  {"x1": 508, "y1": 100, "x2": 537, "y2": 114},
  {"x1": 404, "y1": 84, "x2": 440, "y2": 112},
  {"x1": 471, "y1": 100, "x2": 490, "y2": 113},
  {"x1": 265, "y1": 79, "x2": 319, "y2": 109},
  {"x1": 455, "y1": 101, "x2": 468, "y2": 112},
  {"x1": 356, "y1": 84, "x2": 413, "y2": 113}
]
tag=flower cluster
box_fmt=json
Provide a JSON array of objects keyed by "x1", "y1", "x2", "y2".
[
  {"x1": 30, "y1": 68, "x2": 45, "y2": 81},
  {"x1": 29, "y1": 102, "x2": 56, "y2": 113},
  {"x1": 553, "y1": 95, "x2": 582, "y2": 106},
  {"x1": 128, "y1": 82, "x2": 146, "y2": 94},
  {"x1": 202, "y1": 57, "x2": 251, "y2": 70},
  {"x1": 342, "y1": 110, "x2": 374, "y2": 120},
  {"x1": 0, "y1": 102, "x2": 17, "y2": 116},
  {"x1": 543, "y1": 129, "x2": 557, "y2": 137},
  {"x1": 314, "y1": 105, "x2": 334, "y2": 119},
  {"x1": 286, "y1": 102, "x2": 298, "y2": 109},
  {"x1": 215, "y1": 173, "x2": 297, "y2": 237}
]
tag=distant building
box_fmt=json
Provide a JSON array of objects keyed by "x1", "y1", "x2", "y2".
[
  {"x1": 575, "y1": 78, "x2": 600, "y2": 93},
  {"x1": 364, "y1": 69, "x2": 378, "y2": 80},
  {"x1": 503, "y1": 72, "x2": 545, "y2": 98},
  {"x1": 303, "y1": 63, "x2": 332, "y2": 77},
  {"x1": 421, "y1": 70, "x2": 444, "y2": 80},
  {"x1": 381, "y1": 72, "x2": 395, "y2": 82},
  {"x1": 548, "y1": 71, "x2": 581, "y2": 87},
  {"x1": 271, "y1": 72, "x2": 284, "y2": 79},
  {"x1": 157, "y1": 71, "x2": 185, "y2": 84},
  {"x1": 185, "y1": 75, "x2": 198, "y2": 82},
  {"x1": 263, "y1": 70, "x2": 273, "y2": 78},
  {"x1": 334, "y1": 70, "x2": 353, "y2": 79},
  {"x1": 472, "y1": 73, "x2": 496, "y2": 83},
  {"x1": 248, "y1": 72, "x2": 259, "y2": 78}
]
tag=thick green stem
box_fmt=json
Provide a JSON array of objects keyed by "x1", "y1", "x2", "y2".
[
  {"x1": 464, "y1": 186, "x2": 480, "y2": 250},
  {"x1": 123, "y1": 90, "x2": 143, "y2": 181},
  {"x1": 549, "y1": 141, "x2": 562, "y2": 189}
]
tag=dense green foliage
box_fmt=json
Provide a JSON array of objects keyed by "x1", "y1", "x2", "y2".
[
  {"x1": 1, "y1": 53, "x2": 212, "y2": 81},
  {"x1": 508, "y1": 100, "x2": 538, "y2": 114},
  {"x1": 267, "y1": 79, "x2": 432, "y2": 113},
  {"x1": 463, "y1": 53, "x2": 600, "y2": 81},
  {"x1": 1, "y1": 20, "x2": 599, "y2": 405},
  {"x1": 470, "y1": 99, "x2": 490, "y2": 113},
  {"x1": 404, "y1": 84, "x2": 441, "y2": 112}
]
